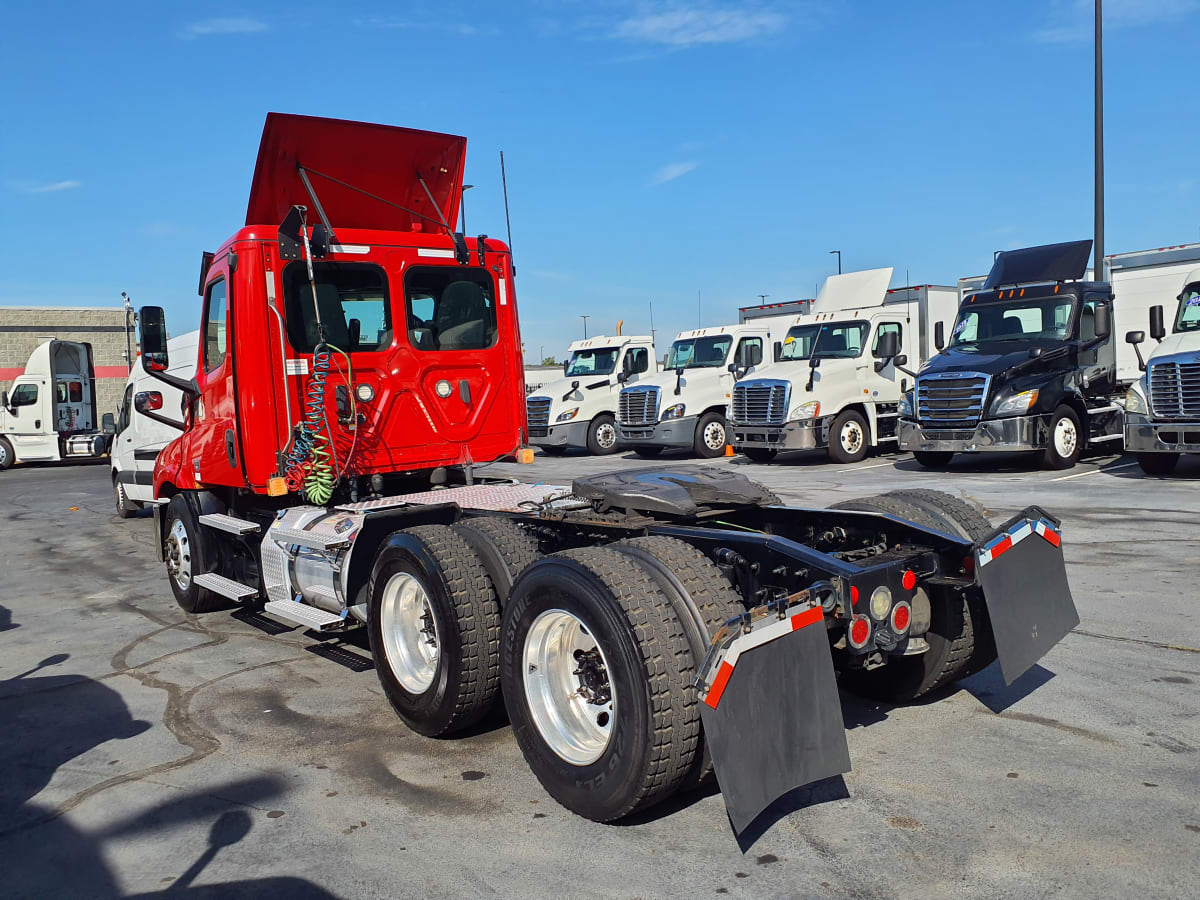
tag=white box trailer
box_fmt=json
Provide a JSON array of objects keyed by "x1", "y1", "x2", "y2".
[{"x1": 739, "y1": 299, "x2": 812, "y2": 323}]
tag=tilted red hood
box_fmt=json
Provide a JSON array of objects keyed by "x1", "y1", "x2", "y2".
[{"x1": 245, "y1": 113, "x2": 467, "y2": 232}]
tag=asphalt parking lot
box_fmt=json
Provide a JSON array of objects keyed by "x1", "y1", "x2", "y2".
[{"x1": 2, "y1": 449, "x2": 1198, "y2": 898}]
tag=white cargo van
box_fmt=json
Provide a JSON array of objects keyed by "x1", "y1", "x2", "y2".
[
  {"x1": 730, "y1": 270, "x2": 958, "y2": 463},
  {"x1": 525, "y1": 332, "x2": 657, "y2": 455},
  {"x1": 111, "y1": 331, "x2": 198, "y2": 517}
]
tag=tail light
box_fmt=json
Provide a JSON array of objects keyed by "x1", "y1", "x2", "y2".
[
  {"x1": 848, "y1": 615, "x2": 871, "y2": 650},
  {"x1": 890, "y1": 601, "x2": 911, "y2": 634}
]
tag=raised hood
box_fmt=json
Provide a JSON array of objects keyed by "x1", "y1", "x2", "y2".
[
  {"x1": 246, "y1": 113, "x2": 467, "y2": 232},
  {"x1": 812, "y1": 268, "x2": 893, "y2": 313}
]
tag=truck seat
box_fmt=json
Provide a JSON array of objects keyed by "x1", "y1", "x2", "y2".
[{"x1": 435, "y1": 282, "x2": 493, "y2": 349}]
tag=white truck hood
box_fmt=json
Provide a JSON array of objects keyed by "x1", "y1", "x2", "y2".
[{"x1": 1146, "y1": 331, "x2": 1200, "y2": 361}]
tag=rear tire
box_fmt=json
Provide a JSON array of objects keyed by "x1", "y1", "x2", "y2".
[
  {"x1": 913, "y1": 450, "x2": 954, "y2": 468},
  {"x1": 586, "y1": 414, "x2": 620, "y2": 455},
  {"x1": 828, "y1": 410, "x2": 869, "y2": 464},
  {"x1": 163, "y1": 495, "x2": 225, "y2": 614},
  {"x1": 1040, "y1": 406, "x2": 1082, "y2": 470},
  {"x1": 367, "y1": 525, "x2": 501, "y2": 737},
  {"x1": 451, "y1": 517, "x2": 541, "y2": 606},
  {"x1": 633, "y1": 446, "x2": 663, "y2": 458},
  {"x1": 742, "y1": 447, "x2": 777, "y2": 463},
  {"x1": 1137, "y1": 452, "x2": 1179, "y2": 476},
  {"x1": 0, "y1": 437, "x2": 13, "y2": 471},
  {"x1": 693, "y1": 411, "x2": 728, "y2": 458},
  {"x1": 501, "y1": 547, "x2": 699, "y2": 821},
  {"x1": 114, "y1": 477, "x2": 138, "y2": 519}
]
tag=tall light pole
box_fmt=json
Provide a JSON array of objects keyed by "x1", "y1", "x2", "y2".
[
  {"x1": 120, "y1": 291, "x2": 134, "y2": 373},
  {"x1": 829, "y1": 250, "x2": 842, "y2": 274},
  {"x1": 1094, "y1": 0, "x2": 1104, "y2": 273},
  {"x1": 580, "y1": 315, "x2": 590, "y2": 338},
  {"x1": 461, "y1": 184, "x2": 474, "y2": 235}
]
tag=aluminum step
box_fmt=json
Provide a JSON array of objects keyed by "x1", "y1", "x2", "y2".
[
  {"x1": 270, "y1": 528, "x2": 350, "y2": 551},
  {"x1": 306, "y1": 584, "x2": 340, "y2": 602},
  {"x1": 263, "y1": 600, "x2": 346, "y2": 631},
  {"x1": 199, "y1": 513, "x2": 261, "y2": 535},
  {"x1": 194, "y1": 572, "x2": 259, "y2": 601},
  {"x1": 1086, "y1": 404, "x2": 1120, "y2": 415}
]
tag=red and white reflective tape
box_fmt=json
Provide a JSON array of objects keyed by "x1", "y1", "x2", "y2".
[
  {"x1": 978, "y1": 517, "x2": 1060, "y2": 567},
  {"x1": 702, "y1": 606, "x2": 824, "y2": 710}
]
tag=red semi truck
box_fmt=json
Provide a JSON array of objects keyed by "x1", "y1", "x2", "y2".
[{"x1": 137, "y1": 114, "x2": 1081, "y2": 835}]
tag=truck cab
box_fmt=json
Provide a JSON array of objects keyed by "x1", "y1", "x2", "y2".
[
  {"x1": 899, "y1": 240, "x2": 1123, "y2": 470},
  {"x1": 1124, "y1": 264, "x2": 1200, "y2": 474},
  {"x1": 616, "y1": 323, "x2": 777, "y2": 458},
  {"x1": 525, "y1": 333, "x2": 657, "y2": 455},
  {"x1": 0, "y1": 340, "x2": 110, "y2": 471},
  {"x1": 730, "y1": 270, "x2": 958, "y2": 463}
]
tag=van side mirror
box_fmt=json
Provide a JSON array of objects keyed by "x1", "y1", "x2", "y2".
[
  {"x1": 134, "y1": 391, "x2": 164, "y2": 414},
  {"x1": 101, "y1": 412, "x2": 116, "y2": 434},
  {"x1": 138, "y1": 306, "x2": 170, "y2": 373},
  {"x1": 1093, "y1": 304, "x2": 1111, "y2": 340},
  {"x1": 1149, "y1": 305, "x2": 1165, "y2": 341},
  {"x1": 773, "y1": 340, "x2": 782, "y2": 362},
  {"x1": 1, "y1": 390, "x2": 8, "y2": 411},
  {"x1": 934, "y1": 321, "x2": 945, "y2": 350}
]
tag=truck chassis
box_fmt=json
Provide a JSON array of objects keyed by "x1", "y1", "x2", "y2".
[{"x1": 153, "y1": 466, "x2": 1077, "y2": 834}]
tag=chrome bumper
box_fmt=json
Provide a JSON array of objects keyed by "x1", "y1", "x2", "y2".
[
  {"x1": 898, "y1": 414, "x2": 1046, "y2": 453},
  {"x1": 528, "y1": 419, "x2": 590, "y2": 450},
  {"x1": 616, "y1": 415, "x2": 697, "y2": 449},
  {"x1": 732, "y1": 419, "x2": 823, "y2": 451},
  {"x1": 1124, "y1": 414, "x2": 1200, "y2": 453}
]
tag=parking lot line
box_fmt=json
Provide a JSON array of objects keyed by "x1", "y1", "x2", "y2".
[{"x1": 1049, "y1": 461, "x2": 1140, "y2": 482}]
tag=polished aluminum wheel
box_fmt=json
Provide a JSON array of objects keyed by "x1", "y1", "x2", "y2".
[
  {"x1": 523, "y1": 609, "x2": 615, "y2": 766},
  {"x1": 840, "y1": 419, "x2": 865, "y2": 455},
  {"x1": 380, "y1": 572, "x2": 441, "y2": 694},
  {"x1": 1053, "y1": 416, "x2": 1078, "y2": 459},
  {"x1": 594, "y1": 421, "x2": 618, "y2": 450},
  {"x1": 702, "y1": 420, "x2": 726, "y2": 451},
  {"x1": 165, "y1": 518, "x2": 192, "y2": 591}
]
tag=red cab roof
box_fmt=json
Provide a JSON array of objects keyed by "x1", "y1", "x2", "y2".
[{"x1": 245, "y1": 113, "x2": 467, "y2": 232}]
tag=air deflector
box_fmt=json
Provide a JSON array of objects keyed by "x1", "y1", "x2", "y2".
[{"x1": 984, "y1": 240, "x2": 1093, "y2": 289}]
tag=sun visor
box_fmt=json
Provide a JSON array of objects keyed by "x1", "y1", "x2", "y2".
[
  {"x1": 984, "y1": 240, "x2": 1093, "y2": 289},
  {"x1": 811, "y1": 268, "x2": 893, "y2": 313},
  {"x1": 245, "y1": 113, "x2": 467, "y2": 232}
]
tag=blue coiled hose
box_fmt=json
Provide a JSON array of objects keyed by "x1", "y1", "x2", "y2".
[{"x1": 284, "y1": 343, "x2": 336, "y2": 504}]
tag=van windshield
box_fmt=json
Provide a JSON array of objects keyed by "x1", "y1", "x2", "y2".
[
  {"x1": 666, "y1": 335, "x2": 732, "y2": 369},
  {"x1": 1176, "y1": 285, "x2": 1200, "y2": 333},
  {"x1": 779, "y1": 324, "x2": 819, "y2": 360},
  {"x1": 565, "y1": 347, "x2": 619, "y2": 376},
  {"x1": 949, "y1": 296, "x2": 1074, "y2": 346}
]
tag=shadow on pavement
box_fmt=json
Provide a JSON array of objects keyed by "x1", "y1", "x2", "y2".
[{"x1": 959, "y1": 662, "x2": 1055, "y2": 713}]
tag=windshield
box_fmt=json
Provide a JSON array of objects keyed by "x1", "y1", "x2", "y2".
[
  {"x1": 666, "y1": 335, "x2": 732, "y2": 369},
  {"x1": 1176, "y1": 285, "x2": 1200, "y2": 333},
  {"x1": 779, "y1": 325, "x2": 819, "y2": 361},
  {"x1": 565, "y1": 347, "x2": 619, "y2": 376},
  {"x1": 949, "y1": 296, "x2": 1074, "y2": 346},
  {"x1": 812, "y1": 321, "x2": 869, "y2": 359}
]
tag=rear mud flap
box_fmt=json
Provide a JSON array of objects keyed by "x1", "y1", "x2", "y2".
[
  {"x1": 976, "y1": 509, "x2": 1079, "y2": 685},
  {"x1": 697, "y1": 603, "x2": 850, "y2": 835}
]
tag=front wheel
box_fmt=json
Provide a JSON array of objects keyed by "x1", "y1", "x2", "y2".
[
  {"x1": 0, "y1": 437, "x2": 14, "y2": 471},
  {"x1": 1137, "y1": 452, "x2": 1179, "y2": 476},
  {"x1": 1040, "y1": 406, "x2": 1082, "y2": 470},
  {"x1": 114, "y1": 477, "x2": 138, "y2": 519},
  {"x1": 828, "y1": 410, "x2": 869, "y2": 464},
  {"x1": 586, "y1": 414, "x2": 620, "y2": 455},
  {"x1": 742, "y1": 447, "x2": 777, "y2": 463},
  {"x1": 163, "y1": 495, "x2": 224, "y2": 613},
  {"x1": 693, "y1": 411, "x2": 728, "y2": 458},
  {"x1": 913, "y1": 450, "x2": 954, "y2": 468}
]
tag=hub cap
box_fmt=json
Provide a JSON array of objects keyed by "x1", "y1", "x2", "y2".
[
  {"x1": 702, "y1": 420, "x2": 726, "y2": 451},
  {"x1": 0, "y1": 443, "x2": 10, "y2": 466},
  {"x1": 523, "y1": 609, "x2": 615, "y2": 766},
  {"x1": 595, "y1": 421, "x2": 617, "y2": 450},
  {"x1": 840, "y1": 420, "x2": 864, "y2": 454},
  {"x1": 1054, "y1": 416, "x2": 1077, "y2": 458},
  {"x1": 165, "y1": 518, "x2": 192, "y2": 591},
  {"x1": 115, "y1": 481, "x2": 127, "y2": 511},
  {"x1": 380, "y1": 573, "x2": 441, "y2": 694}
]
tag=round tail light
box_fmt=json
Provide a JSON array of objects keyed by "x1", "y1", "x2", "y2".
[
  {"x1": 848, "y1": 615, "x2": 871, "y2": 649},
  {"x1": 891, "y1": 601, "x2": 912, "y2": 633}
]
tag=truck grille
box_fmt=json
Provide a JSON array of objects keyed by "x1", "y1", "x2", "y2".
[
  {"x1": 731, "y1": 381, "x2": 790, "y2": 425},
  {"x1": 619, "y1": 386, "x2": 660, "y2": 425},
  {"x1": 916, "y1": 372, "x2": 990, "y2": 428},
  {"x1": 1149, "y1": 358, "x2": 1200, "y2": 419},
  {"x1": 526, "y1": 397, "x2": 551, "y2": 437}
]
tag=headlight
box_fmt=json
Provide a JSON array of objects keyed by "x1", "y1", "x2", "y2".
[
  {"x1": 556, "y1": 408, "x2": 580, "y2": 422},
  {"x1": 662, "y1": 404, "x2": 686, "y2": 419},
  {"x1": 992, "y1": 389, "x2": 1038, "y2": 417},
  {"x1": 869, "y1": 586, "x2": 893, "y2": 621},
  {"x1": 899, "y1": 391, "x2": 913, "y2": 418},
  {"x1": 790, "y1": 400, "x2": 821, "y2": 420},
  {"x1": 1125, "y1": 385, "x2": 1148, "y2": 416}
]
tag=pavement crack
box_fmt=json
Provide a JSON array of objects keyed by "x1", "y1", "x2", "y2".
[{"x1": 1071, "y1": 629, "x2": 1200, "y2": 655}]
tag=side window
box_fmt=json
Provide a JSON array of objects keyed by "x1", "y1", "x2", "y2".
[
  {"x1": 872, "y1": 322, "x2": 902, "y2": 353},
  {"x1": 117, "y1": 385, "x2": 133, "y2": 434},
  {"x1": 735, "y1": 337, "x2": 763, "y2": 367},
  {"x1": 11, "y1": 384, "x2": 38, "y2": 407},
  {"x1": 404, "y1": 266, "x2": 497, "y2": 352},
  {"x1": 626, "y1": 347, "x2": 649, "y2": 374},
  {"x1": 56, "y1": 383, "x2": 68, "y2": 403},
  {"x1": 203, "y1": 279, "x2": 228, "y2": 372},
  {"x1": 1080, "y1": 298, "x2": 1109, "y2": 343},
  {"x1": 69, "y1": 382, "x2": 83, "y2": 402}
]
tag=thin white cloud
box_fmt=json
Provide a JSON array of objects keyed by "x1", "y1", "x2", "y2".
[
  {"x1": 180, "y1": 17, "x2": 269, "y2": 39},
  {"x1": 614, "y1": 3, "x2": 786, "y2": 47},
  {"x1": 651, "y1": 161, "x2": 699, "y2": 185},
  {"x1": 356, "y1": 17, "x2": 496, "y2": 37},
  {"x1": 1032, "y1": 0, "x2": 1198, "y2": 43},
  {"x1": 11, "y1": 180, "x2": 82, "y2": 193}
]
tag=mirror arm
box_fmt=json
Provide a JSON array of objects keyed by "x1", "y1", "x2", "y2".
[
  {"x1": 1132, "y1": 343, "x2": 1146, "y2": 372},
  {"x1": 139, "y1": 409, "x2": 187, "y2": 431},
  {"x1": 146, "y1": 370, "x2": 199, "y2": 399}
]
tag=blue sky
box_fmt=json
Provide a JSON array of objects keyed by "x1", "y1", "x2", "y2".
[{"x1": 2, "y1": 1, "x2": 1198, "y2": 361}]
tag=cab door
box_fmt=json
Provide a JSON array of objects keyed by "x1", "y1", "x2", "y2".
[
  {"x1": 1079, "y1": 294, "x2": 1116, "y2": 399},
  {"x1": 869, "y1": 322, "x2": 906, "y2": 401},
  {"x1": 187, "y1": 267, "x2": 243, "y2": 487},
  {"x1": 4, "y1": 379, "x2": 59, "y2": 459}
]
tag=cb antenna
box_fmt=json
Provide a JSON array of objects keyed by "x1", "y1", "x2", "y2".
[{"x1": 500, "y1": 150, "x2": 515, "y2": 276}]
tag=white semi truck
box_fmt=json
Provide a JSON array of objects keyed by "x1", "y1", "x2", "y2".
[
  {"x1": 1121, "y1": 246, "x2": 1200, "y2": 474},
  {"x1": 616, "y1": 319, "x2": 790, "y2": 458},
  {"x1": 0, "y1": 339, "x2": 112, "y2": 471},
  {"x1": 730, "y1": 269, "x2": 959, "y2": 463},
  {"x1": 526, "y1": 330, "x2": 657, "y2": 455}
]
